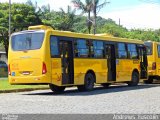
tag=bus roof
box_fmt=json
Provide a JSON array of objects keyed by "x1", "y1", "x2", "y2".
[
  {"x1": 145, "y1": 41, "x2": 160, "y2": 44},
  {"x1": 11, "y1": 30, "x2": 45, "y2": 36},
  {"x1": 28, "y1": 25, "x2": 53, "y2": 31},
  {"x1": 12, "y1": 25, "x2": 144, "y2": 44},
  {"x1": 51, "y1": 30, "x2": 143, "y2": 44}
]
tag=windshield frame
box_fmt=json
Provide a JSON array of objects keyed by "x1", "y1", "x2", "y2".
[{"x1": 11, "y1": 30, "x2": 45, "y2": 51}]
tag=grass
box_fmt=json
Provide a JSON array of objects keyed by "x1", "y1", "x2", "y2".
[{"x1": 0, "y1": 79, "x2": 49, "y2": 90}]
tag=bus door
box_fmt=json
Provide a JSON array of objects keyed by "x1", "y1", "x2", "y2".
[
  {"x1": 105, "y1": 44, "x2": 116, "y2": 81},
  {"x1": 60, "y1": 40, "x2": 74, "y2": 84},
  {"x1": 138, "y1": 45, "x2": 148, "y2": 79}
]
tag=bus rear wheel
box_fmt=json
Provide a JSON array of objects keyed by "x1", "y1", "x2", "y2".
[
  {"x1": 49, "y1": 84, "x2": 65, "y2": 93},
  {"x1": 144, "y1": 77, "x2": 153, "y2": 84},
  {"x1": 77, "y1": 73, "x2": 95, "y2": 92},
  {"x1": 128, "y1": 72, "x2": 139, "y2": 86}
]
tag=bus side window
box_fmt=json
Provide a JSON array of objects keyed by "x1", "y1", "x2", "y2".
[
  {"x1": 117, "y1": 43, "x2": 127, "y2": 59},
  {"x1": 93, "y1": 41, "x2": 104, "y2": 58},
  {"x1": 127, "y1": 44, "x2": 138, "y2": 59},
  {"x1": 74, "y1": 39, "x2": 89, "y2": 58},
  {"x1": 50, "y1": 36, "x2": 59, "y2": 57},
  {"x1": 158, "y1": 45, "x2": 160, "y2": 58}
]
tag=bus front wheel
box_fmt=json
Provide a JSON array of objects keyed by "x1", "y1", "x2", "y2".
[
  {"x1": 128, "y1": 72, "x2": 139, "y2": 86},
  {"x1": 49, "y1": 84, "x2": 65, "y2": 93},
  {"x1": 77, "y1": 73, "x2": 95, "y2": 92}
]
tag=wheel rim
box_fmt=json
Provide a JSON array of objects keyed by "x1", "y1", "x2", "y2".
[
  {"x1": 133, "y1": 74, "x2": 137, "y2": 82},
  {"x1": 132, "y1": 73, "x2": 139, "y2": 85},
  {"x1": 87, "y1": 77, "x2": 92, "y2": 88},
  {"x1": 85, "y1": 74, "x2": 94, "y2": 90}
]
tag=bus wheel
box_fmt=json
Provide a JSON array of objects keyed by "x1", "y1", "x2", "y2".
[
  {"x1": 144, "y1": 77, "x2": 153, "y2": 84},
  {"x1": 101, "y1": 83, "x2": 111, "y2": 88},
  {"x1": 128, "y1": 72, "x2": 139, "y2": 86},
  {"x1": 49, "y1": 84, "x2": 65, "y2": 93},
  {"x1": 77, "y1": 73, "x2": 95, "y2": 92}
]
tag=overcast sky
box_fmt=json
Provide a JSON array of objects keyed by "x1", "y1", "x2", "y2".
[{"x1": 1, "y1": 0, "x2": 160, "y2": 29}]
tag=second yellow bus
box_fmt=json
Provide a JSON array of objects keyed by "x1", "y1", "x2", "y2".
[{"x1": 144, "y1": 41, "x2": 160, "y2": 83}]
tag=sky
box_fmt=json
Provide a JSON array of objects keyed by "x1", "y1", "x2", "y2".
[{"x1": 1, "y1": 0, "x2": 160, "y2": 29}]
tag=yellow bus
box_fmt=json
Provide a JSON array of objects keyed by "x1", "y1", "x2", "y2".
[
  {"x1": 8, "y1": 25, "x2": 148, "y2": 93},
  {"x1": 144, "y1": 41, "x2": 160, "y2": 83}
]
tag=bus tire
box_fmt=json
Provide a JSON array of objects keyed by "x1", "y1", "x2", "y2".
[
  {"x1": 49, "y1": 84, "x2": 65, "y2": 93},
  {"x1": 128, "y1": 72, "x2": 139, "y2": 86},
  {"x1": 144, "y1": 77, "x2": 153, "y2": 84},
  {"x1": 101, "y1": 83, "x2": 111, "y2": 88},
  {"x1": 77, "y1": 73, "x2": 95, "y2": 92}
]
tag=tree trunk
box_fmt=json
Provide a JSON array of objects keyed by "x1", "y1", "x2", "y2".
[
  {"x1": 88, "y1": 11, "x2": 91, "y2": 34},
  {"x1": 4, "y1": 42, "x2": 8, "y2": 58},
  {"x1": 93, "y1": 0, "x2": 96, "y2": 34}
]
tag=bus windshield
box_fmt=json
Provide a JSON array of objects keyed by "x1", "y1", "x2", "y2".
[
  {"x1": 11, "y1": 32, "x2": 44, "y2": 51},
  {"x1": 144, "y1": 42, "x2": 152, "y2": 55}
]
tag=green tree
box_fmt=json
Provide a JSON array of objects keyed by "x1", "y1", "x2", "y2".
[
  {"x1": 57, "y1": 6, "x2": 77, "y2": 31},
  {"x1": 0, "y1": 2, "x2": 42, "y2": 56},
  {"x1": 72, "y1": 0, "x2": 93, "y2": 33},
  {"x1": 93, "y1": 0, "x2": 109, "y2": 34},
  {"x1": 0, "y1": 42, "x2": 4, "y2": 51},
  {"x1": 72, "y1": 0, "x2": 109, "y2": 34},
  {"x1": 38, "y1": 4, "x2": 53, "y2": 26},
  {"x1": 98, "y1": 21, "x2": 127, "y2": 37},
  {"x1": 39, "y1": 4, "x2": 77, "y2": 31},
  {"x1": 125, "y1": 29, "x2": 159, "y2": 41}
]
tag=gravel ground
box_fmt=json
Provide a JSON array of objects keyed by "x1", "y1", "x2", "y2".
[{"x1": 0, "y1": 84, "x2": 160, "y2": 114}]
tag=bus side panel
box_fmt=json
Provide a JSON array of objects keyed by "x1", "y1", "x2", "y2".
[
  {"x1": 148, "y1": 56, "x2": 156, "y2": 76},
  {"x1": 74, "y1": 59, "x2": 107, "y2": 85},
  {"x1": 116, "y1": 59, "x2": 140, "y2": 81},
  {"x1": 51, "y1": 58, "x2": 62, "y2": 86},
  {"x1": 156, "y1": 60, "x2": 160, "y2": 77},
  {"x1": 148, "y1": 43, "x2": 156, "y2": 76},
  {"x1": 155, "y1": 43, "x2": 160, "y2": 76},
  {"x1": 116, "y1": 59, "x2": 131, "y2": 81}
]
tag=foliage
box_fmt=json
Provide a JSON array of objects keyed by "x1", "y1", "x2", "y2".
[
  {"x1": 1, "y1": 1, "x2": 160, "y2": 58},
  {"x1": 54, "y1": 6, "x2": 77, "y2": 31},
  {"x1": 71, "y1": 0, "x2": 109, "y2": 34},
  {"x1": 126, "y1": 29, "x2": 160, "y2": 41},
  {"x1": 0, "y1": 2, "x2": 42, "y2": 56},
  {"x1": 92, "y1": 0, "x2": 109, "y2": 34},
  {"x1": 40, "y1": 5, "x2": 77, "y2": 31},
  {"x1": 0, "y1": 42, "x2": 4, "y2": 51},
  {"x1": 72, "y1": 0, "x2": 93, "y2": 33}
]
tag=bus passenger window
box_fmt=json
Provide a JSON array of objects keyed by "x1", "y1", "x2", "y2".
[
  {"x1": 158, "y1": 45, "x2": 160, "y2": 57},
  {"x1": 144, "y1": 42, "x2": 153, "y2": 55},
  {"x1": 50, "y1": 36, "x2": 59, "y2": 57},
  {"x1": 93, "y1": 41, "x2": 104, "y2": 58},
  {"x1": 117, "y1": 43, "x2": 127, "y2": 59},
  {"x1": 75, "y1": 39, "x2": 89, "y2": 58},
  {"x1": 127, "y1": 44, "x2": 138, "y2": 59}
]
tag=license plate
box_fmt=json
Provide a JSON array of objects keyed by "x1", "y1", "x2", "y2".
[{"x1": 22, "y1": 72, "x2": 30, "y2": 75}]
